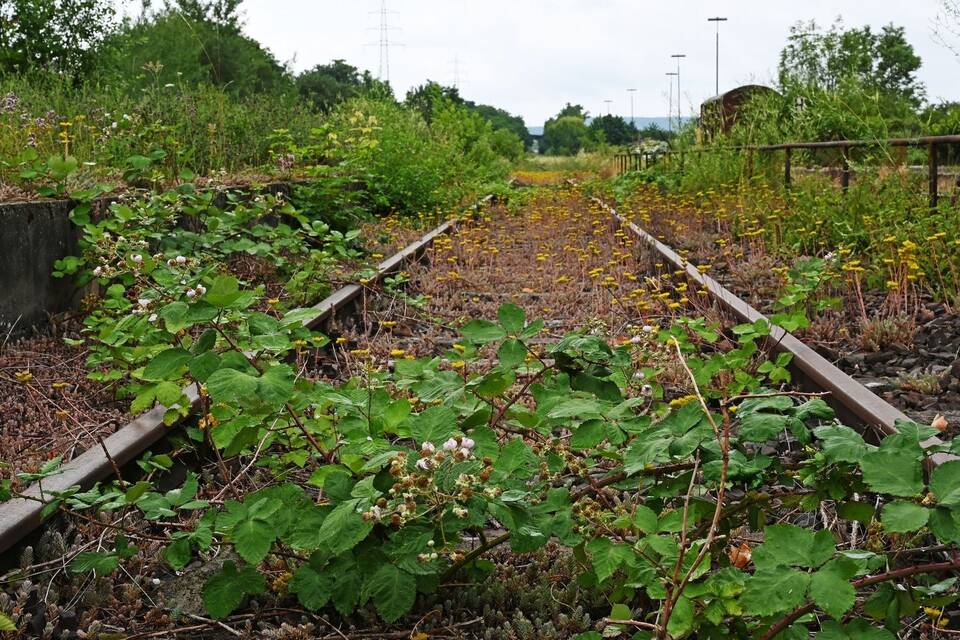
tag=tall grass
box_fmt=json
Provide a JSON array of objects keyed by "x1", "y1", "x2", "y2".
[{"x1": 0, "y1": 71, "x2": 319, "y2": 182}]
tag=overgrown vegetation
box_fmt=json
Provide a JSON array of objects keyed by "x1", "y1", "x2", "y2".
[{"x1": 0, "y1": 0, "x2": 522, "y2": 207}]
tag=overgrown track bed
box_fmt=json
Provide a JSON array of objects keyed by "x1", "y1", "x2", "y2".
[
  {"x1": 611, "y1": 183, "x2": 960, "y2": 429},
  {"x1": 1, "y1": 185, "x2": 959, "y2": 639}
]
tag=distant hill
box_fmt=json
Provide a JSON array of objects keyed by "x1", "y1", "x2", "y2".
[{"x1": 528, "y1": 116, "x2": 691, "y2": 137}]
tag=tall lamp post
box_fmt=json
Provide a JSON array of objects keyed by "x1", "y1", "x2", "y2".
[
  {"x1": 707, "y1": 17, "x2": 728, "y2": 96},
  {"x1": 670, "y1": 53, "x2": 686, "y2": 130},
  {"x1": 665, "y1": 72, "x2": 678, "y2": 132},
  {"x1": 604, "y1": 99, "x2": 613, "y2": 116},
  {"x1": 627, "y1": 88, "x2": 636, "y2": 126}
]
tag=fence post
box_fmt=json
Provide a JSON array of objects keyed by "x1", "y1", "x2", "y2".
[
  {"x1": 929, "y1": 142, "x2": 939, "y2": 211},
  {"x1": 784, "y1": 147, "x2": 792, "y2": 190}
]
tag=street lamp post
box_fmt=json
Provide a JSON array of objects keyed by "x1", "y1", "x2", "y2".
[
  {"x1": 707, "y1": 17, "x2": 728, "y2": 96},
  {"x1": 627, "y1": 88, "x2": 636, "y2": 127},
  {"x1": 670, "y1": 54, "x2": 685, "y2": 129},
  {"x1": 604, "y1": 99, "x2": 613, "y2": 116}
]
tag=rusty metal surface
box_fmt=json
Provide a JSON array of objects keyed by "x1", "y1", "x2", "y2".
[
  {"x1": 593, "y1": 197, "x2": 953, "y2": 468},
  {"x1": 0, "y1": 205, "x2": 476, "y2": 555}
]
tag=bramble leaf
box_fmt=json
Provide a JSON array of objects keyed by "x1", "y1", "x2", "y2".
[
  {"x1": 881, "y1": 501, "x2": 929, "y2": 533},
  {"x1": 202, "y1": 561, "x2": 265, "y2": 619},
  {"x1": 930, "y1": 460, "x2": 960, "y2": 506},
  {"x1": 860, "y1": 449, "x2": 923, "y2": 497},
  {"x1": 363, "y1": 564, "x2": 416, "y2": 623}
]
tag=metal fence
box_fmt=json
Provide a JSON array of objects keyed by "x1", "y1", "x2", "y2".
[{"x1": 616, "y1": 134, "x2": 960, "y2": 211}]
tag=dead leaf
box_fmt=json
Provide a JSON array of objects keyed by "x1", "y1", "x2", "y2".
[
  {"x1": 932, "y1": 413, "x2": 949, "y2": 432},
  {"x1": 728, "y1": 542, "x2": 752, "y2": 569}
]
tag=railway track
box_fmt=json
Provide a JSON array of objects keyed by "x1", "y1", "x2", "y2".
[
  {"x1": 0, "y1": 183, "x2": 956, "y2": 637},
  {"x1": 590, "y1": 195, "x2": 954, "y2": 467},
  {"x1": 0, "y1": 199, "x2": 486, "y2": 556}
]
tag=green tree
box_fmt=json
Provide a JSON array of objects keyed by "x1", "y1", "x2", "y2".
[
  {"x1": 100, "y1": 3, "x2": 290, "y2": 95},
  {"x1": 557, "y1": 103, "x2": 588, "y2": 119},
  {"x1": 296, "y1": 60, "x2": 391, "y2": 112},
  {"x1": 638, "y1": 123, "x2": 674, "y2": 142},
  {"x1": 543, "y1": 115, "x2": 588, "y2": 155},
  {"x1": 779, "y1": 20, "x2": 924, "y2": 106},
  {"x1": 405, "y1": 81, "x2": 527, "y2": 152},
  {"x1": 0, "y1": 0, "x2": 117, "y2": 74},
  {"x1": 587, "y1": 114, "x2": 638, "y2": 146},
  {"x1": 470, "y1": 103, "x2": 531, "y2": 150},
  {"x1": 405, "y1": 81, "x2": 463, "y2": 123}
]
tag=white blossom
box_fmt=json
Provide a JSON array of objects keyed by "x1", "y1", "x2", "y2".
[
  {"x1": 175, "y1": 255, "x2": 187, "y2": 264},
  {"x1": 415, "y1": 457, "x2": 433, "y2": 470},
  {"x1": 442, "y1": 437, "x2": 458, "y2": 451},
  {"x1": 148, "y1": 313, "x2": 158, "y2": 322},
  {"x1": 92, "y1": 266, "x2": 103, "y2": 276},
  {"x1": 461, "y1": 437, "x2": 475, "y2": 450},
  {"x1": 131, "y1": 254, "x2": 143, "y2": 263},
  {"x1": 421, "y1": 442, "x2": 436, "y2": 454},
  {"x1": 186, "y1": 289, "x2": 197, "y2": 299}
]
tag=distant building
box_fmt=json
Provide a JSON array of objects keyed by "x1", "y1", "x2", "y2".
[{"x1": 700, "y1": 85, "x2": 781, "y2": 139}]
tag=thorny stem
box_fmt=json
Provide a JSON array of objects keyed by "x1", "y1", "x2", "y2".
[
  {"x1": 659, "y1": 340, "x2": 730, "y2": 639},
  {"x1": 759, "y1": 556, "x2": 960, "y2": 640}
]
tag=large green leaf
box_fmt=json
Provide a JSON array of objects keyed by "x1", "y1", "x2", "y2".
[
  {"x1": 257, "y1": 364, "x2": 295, "y2": 406},
  {"x1": 570, "y1": 419, "x2": 606, "y2": 450},
  {"x1": 204, "y1": 275, "x2": 243, "y2": 308},
  {"x1": 290, "y1": 563, "x2": 335, "y2": 610},
  {"x1": 752, "y1": 524, "x2": 835, "y2": 569},
  {"x1": 860, "y1": 449, "x2": 923, "y2": 497},
  {"x1": 70, "y1": 551, "x2": 119, "y2": 576},
  {"x1": 738, "y1": 412, "x2": 790, "y2": 442},
  {"x1": 143, "y1": 348, "x2": 192, "y2": 381},
  {"x1": 206, "y1": 368, "x2": 259, "y2": 404},
  {"x1": 813, "y1": 425, "x2": 872, "y2": 463},
  {"x1": 881, "y1": 500, "x2": 929, "y2": 533},
  {"x1": 498, "y1": 303, "x2": 526, "y2": 334},
  {"x1": 232, "y1": 518, "x2": 274, "y2": 564},
  {"x1": 930, "y1": 460, "x2": 960, "y2": 506},
  {"x1": 409, "y1": 405, "x2": 457, "y2": 446},
  {"x1": 810, "y1": 565, "x2": 856, "y2": 618},
  {"x1": 740, "y1": 567, "x2": 811, "y2": 616},
  {"x1": 202, "y1": 561, "x2": 265, "y2": 619},
  {"x1": 316, "y1": 501, "x2": 373, "y2": 555},
  {"x1": 363, "y1": 564, "x2": 416, "y2": 623},
  {"x1": 460, "y1": 319, "x2": 507, "y2": 344},
  {"x1": 586, "y1": 536, "x2": 634, "y2": 582}
]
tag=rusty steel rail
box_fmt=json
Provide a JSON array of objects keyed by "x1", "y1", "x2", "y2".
[
  {"x1": 0, "y1": 195, "x2": 492, "y2": 555},
  {"x1": 591, "y1": 196, "x2": 952, "y2": 467}
]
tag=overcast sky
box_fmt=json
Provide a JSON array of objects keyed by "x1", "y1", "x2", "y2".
[{"x1": 162, "y1": 1, "x2": 960, "y2": 125}]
